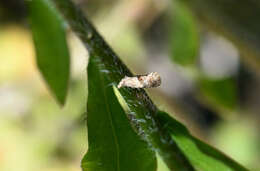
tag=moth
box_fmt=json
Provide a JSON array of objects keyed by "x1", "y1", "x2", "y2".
[{"x1": 117, "y1": 72, "x2": 161, "y2": 89}]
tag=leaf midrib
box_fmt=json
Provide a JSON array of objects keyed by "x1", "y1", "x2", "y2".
[{"x1": 98, "y1": 65, "x2": 120, "y2": 171}]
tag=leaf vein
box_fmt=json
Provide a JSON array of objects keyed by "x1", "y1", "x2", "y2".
[{"x1": 98, "y1": 67, "x2": 120, "y2": 171}]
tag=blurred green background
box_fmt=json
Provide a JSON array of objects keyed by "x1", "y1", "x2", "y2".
[{"x1": 0, "y1": 0, "x2": 260, "y2": 170}]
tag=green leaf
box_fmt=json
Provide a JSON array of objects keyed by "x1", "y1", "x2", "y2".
[
  {"x1": 170, "y1": 1, "x2": 199, "y2": 66},
  {"x1": 82, "y1": 56, "x2": 156, "y2": 171},
  {"x1": 198, "y1": 77, "x2": 238, "y2": 110},
  {"x1": 157, "y1": 111, "x2": 249, "y2": 171},
  {"x1": 29, "y1": 0, "x2": 70, "y2": 105},
  {"x1": 52, "y1": 0, "x2": 195, "y2": 170}
]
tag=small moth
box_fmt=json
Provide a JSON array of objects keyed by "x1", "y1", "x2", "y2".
[{"x1": 117, "y1": 72, "x2": 161, "y2": 89}]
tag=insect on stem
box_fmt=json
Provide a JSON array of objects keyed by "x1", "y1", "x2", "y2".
[{"x1": 117, "y1": 72, "x2": 161, "y2": 89}]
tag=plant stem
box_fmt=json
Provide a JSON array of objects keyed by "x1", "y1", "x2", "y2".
[{"x1": 52, "y1": 0, "x2": 195, "y2": 170}]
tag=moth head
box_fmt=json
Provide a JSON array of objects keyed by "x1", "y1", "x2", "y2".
[{"x1": 150, "y1": 72, "x2": 161, "y2": 81}]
